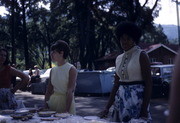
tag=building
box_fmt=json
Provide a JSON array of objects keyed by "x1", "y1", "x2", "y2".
[{"x1": 94, "y1": 43, "x2": 179, "y2": 70}]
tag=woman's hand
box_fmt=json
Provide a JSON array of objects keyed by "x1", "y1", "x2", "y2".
[
  {"x1": 139, "y1": 109, "x2": 148, "y2": 118},
  {"x1": 43, "y1": 102, "x2": 49, "y2": 109},
  {"x1": 10, "y1": 89, "x2": 15, "y2": 94},
  {"x1": 98, "y1": 109, "x2": 109, "y2": 118}
]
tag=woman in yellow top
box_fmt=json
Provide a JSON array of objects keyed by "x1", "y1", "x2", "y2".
[{"x1": 44, "y1": 40, "x2": 78, "y2": 114}]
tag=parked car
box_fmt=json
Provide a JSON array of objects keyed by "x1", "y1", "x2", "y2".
[
  {"x1": 151, "y1": 64, "x2": 174, "y2": 97},
  {"x1": 16, "y1": 69, "x2": 46, "y2": 81},
  {"x1": 40, "y1": 68, "x2": 51, "y2": 82},
  {"x1": 106, "y1": 64, "x2": 174, "y2": 97},
  {"x1": 106, "y1": 66, "x2": 115, "y2": 72}
]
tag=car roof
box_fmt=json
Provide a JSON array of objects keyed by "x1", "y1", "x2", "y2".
[{"x1": 151, "y1": 64, "x2": 174, "y2": 68}]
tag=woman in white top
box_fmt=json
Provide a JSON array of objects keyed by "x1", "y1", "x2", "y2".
[
  {"x1": 44, "y1": 40, "x2": 78, "y2": 114},
  {"x1": 99, "y1": 22, "x2": 152, "y2": 122}
]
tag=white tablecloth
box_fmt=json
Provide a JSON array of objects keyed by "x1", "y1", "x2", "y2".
[{"x1": 0, "y1": 114, "x2": 110, "y2": 123}]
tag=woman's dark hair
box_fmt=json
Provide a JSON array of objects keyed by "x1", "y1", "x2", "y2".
[
  {"x1": 51, "y1": 40, "x2": 70, "y2": 59},
  {"x1": 115, "y1": 21, "x2": 142, "y2": 45},
  {"x1": 0, "y1": 47, "x2": 10, "y2": 65}
]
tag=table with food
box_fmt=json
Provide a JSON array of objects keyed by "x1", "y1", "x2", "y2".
[{"x1": 0, "y1": 108, "x2": 111, "y2": 123}]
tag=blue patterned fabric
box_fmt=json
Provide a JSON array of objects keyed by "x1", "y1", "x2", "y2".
[
  {"x1": 0, "y1": 88, "x2": 17, "y2": 110},
  {"x1": 112, "y1": 84, "x2": 151, "y2": 122}
]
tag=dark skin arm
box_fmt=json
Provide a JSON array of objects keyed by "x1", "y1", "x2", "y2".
[
  {"x1": 44, "y1": 70, "x2": 54, "y2": 108},
  {"x1": 10, "y1": 67, "x2": 30, "y2": 93},
  {"x1": 99, "y1": 73, "x2": 120, "y2": 118},
  {"x1": 139, "y1": 51, "x2": 152, "y2": 118}
]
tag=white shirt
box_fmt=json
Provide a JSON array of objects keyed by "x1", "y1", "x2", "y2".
[{"x1": 115, "y1": 46, "x2": 143, "y2": 82}]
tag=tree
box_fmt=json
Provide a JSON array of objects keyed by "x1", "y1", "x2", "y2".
[
  {"x1": 0, "y1": 16, "x2": 11, "y2": 46},
  {"x1": 47, "y1": 0, "x2": 163, "y2": 70},
  {"x1": 141, "y1": 24, "x2": 169, "y2": 44},
  {"x1": 0, "y1": 0, "x2": 168, "y2": 70}
]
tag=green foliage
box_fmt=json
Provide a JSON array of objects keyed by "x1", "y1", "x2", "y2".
[
  {"x1": 0, "y1": 0, "x2": 169, "y2": 70},
  {"x1": 141, "y1": 24, "x2": 169, "y2": 44},
  {"x1": 0, "y1": 16, "x2": 11, "y2": 46}
]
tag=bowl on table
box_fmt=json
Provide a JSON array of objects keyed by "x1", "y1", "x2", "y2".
[
  {"x1": 84, "y1": 116, "x2": 100, "y2": 120},
  {"x1": 38, "y1": 111, "x2": 56, "y2": 117},
  {"x1": 41, "y1": 117, "x2": 59, "y2": 121},
  {"x1": 0, "y1": 109, "x2": 15, "y2": 115},
  {"x1": 10, "y1": 113, "x2": 34, "y2": 120}
]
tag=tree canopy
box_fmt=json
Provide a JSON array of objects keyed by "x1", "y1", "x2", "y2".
[{"x1": 0, "y1": 0, "x2": 169, "y2": 70}]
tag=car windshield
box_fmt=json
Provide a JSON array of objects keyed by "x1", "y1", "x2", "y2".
[
  {"x1": 151, "y1": 67, "x2": 161, "y2": 76},
  {"x1": 162, "y1": 67, "x2": 173, "y2": 76}
]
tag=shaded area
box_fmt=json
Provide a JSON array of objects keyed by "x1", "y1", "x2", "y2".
[
  {"x1": 150, "y1": 98, "x2": 169, "y2": 123},
  {"x1": 15, "y1": 91, "x2": 168, "y2": 123}
]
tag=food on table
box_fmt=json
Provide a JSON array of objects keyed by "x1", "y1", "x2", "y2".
[
  {"x1": 41, "y1": 117, "x2": 59, "y2": 121},
  {"x1": 84, "y1": 116, "x2": 100, "y2": 120},
  {"x1": 0, "y1": 109, "x2": 15, "y2": 115},
  {"x1": 83, "y1": 120, "x2": 107, "y2": 123},
  {"x1": 54, "y1": 113, "x2": 71, "y2": 118},
  {"x1": 38, "y1": 111, "x2": 56, "y2": 117},
  {"x1": 10, "y1": 113, "x2": 33, "y2": 120}
]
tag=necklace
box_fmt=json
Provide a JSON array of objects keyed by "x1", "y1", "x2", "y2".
[{"x1": 121, "y1": 54, "x2": 128, "y2": 79}]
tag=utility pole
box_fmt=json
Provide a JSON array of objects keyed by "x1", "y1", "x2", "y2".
[{"x1": 174, "y1": 0, "x2": 180, "y2": 46}]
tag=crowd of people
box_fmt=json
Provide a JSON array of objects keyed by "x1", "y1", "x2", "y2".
[{"x1": 0, "y1": 21, "x2": 180, "y2": 122}]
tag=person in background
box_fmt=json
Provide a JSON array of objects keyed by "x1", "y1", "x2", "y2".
[
  {"x1": 0, "y1": 47, "x2": 30, "y2": 110},
  {"x1": 44, "y1": 40, "x2": 78, "y2": 114},
  {"x1": 31, "y1": 65, "x2": 40, "y2": 83},
  {"x1": 99, "y1": 22, "x2": 152, "y2": 122},
  {"x1": 28, "y1": 68, "x2": 33, "y2": 77},
  {"x1": 33, "y1": 65, "x2": 40, "y2": 78},
  {"x1": 167, "y1": 49, "x2": 180, "y2": 123}
]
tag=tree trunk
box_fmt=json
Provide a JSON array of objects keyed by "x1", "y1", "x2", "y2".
[
  {"x1": 11, "y1": 0, "x2": 16, "y2": 64},
  {"x1": 21, "y1": 0, "x2": 29, "y2": 69},
  {"x1": 45, "y1": 21, "x2": 52, "y2": 68},
  {"x1": 75, "y1": 0, "x2": 87, "y2": 69}
]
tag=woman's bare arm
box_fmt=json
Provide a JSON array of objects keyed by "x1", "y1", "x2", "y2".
[
  {"x1": 99, "y1": 73, "x2": 120, "y2": 118},
  {"x1": 10, "y1": 67, "x2": 30, "y2": 93},
  {"x1": 66, "y1": 66, "x2": 77, "y2": 112},
  {"x1": 44, "y1": 70, "x2": 54, "y2": 102},
  {"x1": 139, "y1": 51, "x2": 152, "y2": 118},
  {"x1": 105, "y1": 74, "x2": 120, "y2": 110}
]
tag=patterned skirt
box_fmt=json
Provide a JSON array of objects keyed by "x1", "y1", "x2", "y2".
[
  {"x1": 111, "y1": 84, "x2": 151, "y2": 122},
  {"x1": 0, "y1": 88, "x2": 17, "y2": 110}
]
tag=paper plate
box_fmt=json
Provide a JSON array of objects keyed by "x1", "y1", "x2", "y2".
[
  {"x1": 54, "y1": 113, "x2": 71, "y2": 118},
  {"x1": 41, "y1": 117, "x2": 59, "y2": 121},
  {"x1": 84, "y1": 116, "x2": 100, "y2": 120},
  {"x1": 15, "y1": 109, "x2": 29, "y2": 114},
  {"x1": 11, "y1": 113, "x2": 33, "y2": 120},
  {"x1": 38, "y1": 111, "x2": 56, "y2": 117}
]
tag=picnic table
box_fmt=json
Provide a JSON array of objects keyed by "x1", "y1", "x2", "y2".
[{"x1": 0, "y1": 109, "x2": 111, "y2": 123}]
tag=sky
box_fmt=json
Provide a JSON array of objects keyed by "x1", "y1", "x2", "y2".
[
  {"x1": 145, "y1": 0, "x2": 178, "y2": 25},
  {"x1": 0, "y1": 0, "x2": 178, "y2": 25}
]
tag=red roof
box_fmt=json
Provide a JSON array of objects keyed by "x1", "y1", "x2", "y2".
[{"x1": 95, "y1": 43, "x2": 179, "y2": 62}]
